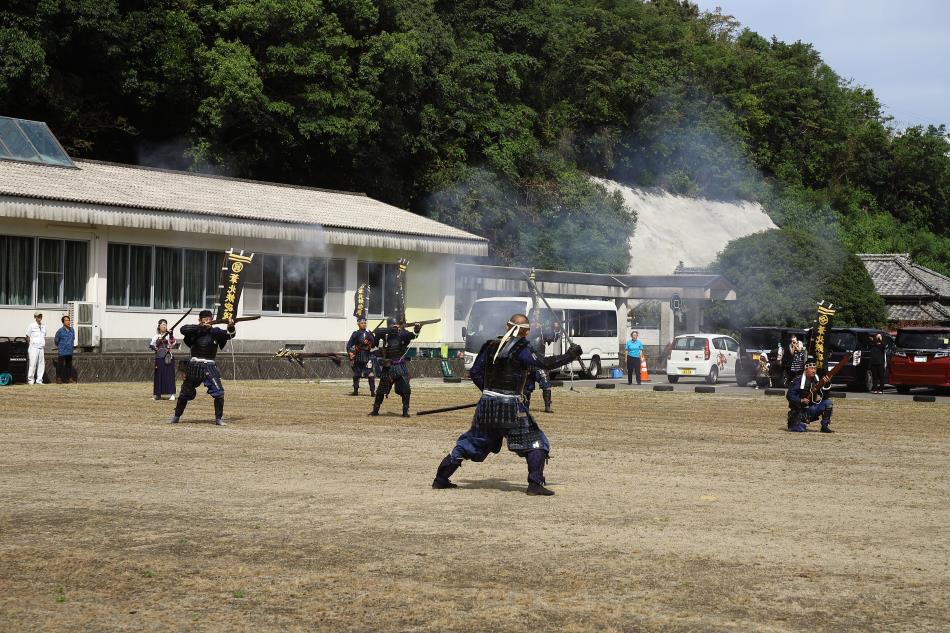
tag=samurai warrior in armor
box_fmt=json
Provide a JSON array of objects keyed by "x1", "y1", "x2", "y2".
[
  {"x1": 370, "y1": 317, "x2": 419, "y2": 417},
  {"x1": 432, "y1": 313, "x2": 583, "y2": 496},
  {"x1": 346, "y1": 317, "x2": 377, "y2": 396},
  {"x1": 170, "y1": 309, "x2": 235, "y2": 426},
  {"x1": 786, "y1": 360, "x2": 834, "y2": 433}
]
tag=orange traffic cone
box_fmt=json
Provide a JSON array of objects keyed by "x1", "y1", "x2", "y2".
[{"x1": 640, "y1": 356, "x2": 650, "y2": 382}]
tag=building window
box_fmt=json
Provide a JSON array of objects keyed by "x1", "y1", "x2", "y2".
[
  {"x1": 107, "y1": 244, "x2": 221, "y2": 310},
  {"x1": 357, "y1": 262, "x2": 399, "y2": 317},
  {"x1": 0, "y1": 235, "x2": 87, "y2": 306},
  {"x1": 243, "y1": 254, "x2": 345, "y2": 315}
]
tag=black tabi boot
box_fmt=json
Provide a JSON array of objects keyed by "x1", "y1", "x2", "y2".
[
  {"x1": 432, "y1": 454, "x2": 460, "y2": 489},
  {"x1": 350, "y1": 376, "x2": 360, "y2": 396},
  {"x1": 525, "y1": 449, "x2": 554, "y2": 496},
  {"x1": 820, "y1": 412, "x2": 834, "y2": 433},
  {"x1": 214, "y1": 396, "x2": 226, "y2": 426},
  {"x1": 401, "y1": 394, "x2": 411, "y2": 418},
  {"x1": 369, "y1": 391, "x2": 383, "y2": 416},
  {"x1": 542, "y1": 389, "x2": 553, "y2": 413},
  {"x1": 368, "y1": 377, "x2": 376, "y2": 397}
]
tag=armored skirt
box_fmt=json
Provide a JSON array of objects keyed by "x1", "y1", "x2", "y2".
[{"x1": 450, "y1": 390, "x2": 549, "y2": 462}]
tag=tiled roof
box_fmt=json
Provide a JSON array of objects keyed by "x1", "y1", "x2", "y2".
[
  {"x1": 887, "y1": 302, "x2": 950, "y2": 321},
  {"x1": 858, "y1": 254, "x2": 950, "y2": 299},
  {"x1": 0, "y1": 158, "x2": 486, "y2": 245}
]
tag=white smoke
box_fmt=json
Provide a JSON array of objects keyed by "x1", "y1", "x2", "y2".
[{"x1": 593, "y1": 177, "x2": 777, "y2": 275}]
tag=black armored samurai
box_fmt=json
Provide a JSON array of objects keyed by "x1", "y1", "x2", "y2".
[
  {"x1": 370, "y1": 317, "x2": 419, "y2": 417},
  {"x1": 431, "y1": 312, "x2": 582, "y2": 496},
  {"x1": 170, "y1": 309, "x2": 235, "y2": 426},
  {"x1": 346, "y1": 316, "x2": 377, "y2": 397}
]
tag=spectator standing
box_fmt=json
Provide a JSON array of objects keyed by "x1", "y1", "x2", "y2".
[
  {"x1": 54, "y1": 315, "x2": 76, "y2": 383},
  {"x1": 785, "y1": 336, "x2": 806, "y2": 385},
  {"x1": 754, "y1": 353, "x2": 771, "y2": 389},
  {"x1": 625, "y1": 331, "x2": 644, "y2": 385},
  {"x1": 149, "y1": 319, "x2": 177, "y2": 400},
  {"x1": 869, "y1": 333, "x2": 887, "y2": 394},
  {"x1": 25, "y1": 311, "x2": 47, "y2": 384}
]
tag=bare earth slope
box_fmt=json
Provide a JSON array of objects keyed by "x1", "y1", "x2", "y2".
[
  {"x1": 0, "y1": 381, "x2": 947, "y2": 632},
  {"x1": 593, "y1": 177, "x2": 778, "y2": 275}
]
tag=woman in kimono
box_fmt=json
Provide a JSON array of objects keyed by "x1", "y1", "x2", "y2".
[{"x1": 149, "y1": 319, "x2": 177, "y2": 400}]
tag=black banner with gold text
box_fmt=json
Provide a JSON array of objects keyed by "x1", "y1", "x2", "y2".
[
  {"x1": 809, "y1": 301, "x2": 836, "y2": 373},
  {"x1": 215, "y1": 249, "x2": 255, "y2": 321}
]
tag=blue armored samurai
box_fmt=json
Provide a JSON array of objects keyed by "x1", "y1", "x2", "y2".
[
  {"x1": 346, "y1": 317, "x2": 377, "y2": 397},
  {"x1": 786, "y1": 359, "x2": 834, "y2": 433},
  {"x1": 524, "y1": 306, "x2": 560, "y2": 413},
  {"x1": 171, "y1": 309, "x2": 235, "y2": 426},
  {"x1": 432, "y1": 312, "x2": 583, "y2": 496},
  {"x1": 370, "y1": 317, "x2": 419, "y2": 417}
]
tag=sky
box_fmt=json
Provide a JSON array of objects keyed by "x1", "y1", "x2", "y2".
[{"x1": 692, "y1": 0, "x2": 950, "y2": 128}]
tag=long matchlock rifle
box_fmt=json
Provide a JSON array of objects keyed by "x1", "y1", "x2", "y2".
[
  {"x1": 806, "y1": 353, "x2": 852, "y2": 404},
  {"x1": 275, "y1": 348, "x2": 344, "y2": 367},
  {"x1": 208, "y1": 315, "x2": 261, "y2": 326}
]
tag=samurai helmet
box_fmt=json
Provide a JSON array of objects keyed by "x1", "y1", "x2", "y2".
[{"x1": 386, "y1": 316, "x2": 398, "y2": 327}]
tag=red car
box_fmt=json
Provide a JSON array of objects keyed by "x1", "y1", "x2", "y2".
[{"x1": 889, "y1": 327, "x2": 950, "y2": 393}]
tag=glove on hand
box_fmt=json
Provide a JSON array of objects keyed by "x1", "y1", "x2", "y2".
[
  {"x1": 413, "y1": 324, "x2": 422, "y2": 334},
  {"x1": 568, "y1": 343, "x2": 583, "y2": 358}
]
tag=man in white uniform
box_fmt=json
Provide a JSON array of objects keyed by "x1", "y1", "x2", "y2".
[{"x1": 26, "y1": 311, "x2": 47, "y2": 385}]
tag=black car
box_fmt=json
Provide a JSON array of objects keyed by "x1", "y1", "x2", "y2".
[
  {"x1": 825, "y1": 327, "x2": 894, "y2": 391},
  {"x1": 736, "y1": 327, "x2": 808, "y2": 387}
]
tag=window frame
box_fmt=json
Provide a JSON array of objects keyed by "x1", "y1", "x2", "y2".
[
  {"x1": 243, "y1": 253, "x2": 345, "y2": 316},
  {"x1": 0, "y1": 235, "x2": 88, "y2": 308},
  {"x1": 107, "y1": 243, "x2": 221, "y2": 312},
  {"x1": 357, "y1": 261, "x2": 400, "y2": 317}
]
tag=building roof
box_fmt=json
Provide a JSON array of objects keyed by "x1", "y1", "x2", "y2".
[
  {"x1": 456, "y1": 263, "x2": 736, "y2": 301},
  {"x1": 886, "y1": 302, "x2": 950, "y2": 322},
  {"x1": 858, "y1": 253, "x2": 950, "y2": 299},
  {"x1": 0, "y1": 158, "x2": 487, "y2": 256}
]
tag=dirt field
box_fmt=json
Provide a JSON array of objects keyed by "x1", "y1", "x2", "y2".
[{"x1": 0, "y1": 380, "x2": 947, "y2": 632}]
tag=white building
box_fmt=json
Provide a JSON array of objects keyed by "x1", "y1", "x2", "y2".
[{"x1": 0, "y1": 119, "x2": 487, "y2": 352}]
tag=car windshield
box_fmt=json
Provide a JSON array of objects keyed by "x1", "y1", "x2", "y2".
[
  {"x1": 827, "y1": 331, "x2": 856, "y2": 353},
  {"x1": 896, "y1": 330, "x2": 950, "y2": 351},
  {"x1": 466, "y1": 301, "x2": 527, "y2": 338},
  {"x1": 742, "y1": 330, "x2": 780, "y2": 349},
  {"x1": 672, "y1": 337, "x2": 706, "y2": 351}
]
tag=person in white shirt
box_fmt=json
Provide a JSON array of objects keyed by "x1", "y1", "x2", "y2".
[{"x1": 26, "y1": 311, "x2": 47, "y2": 385}]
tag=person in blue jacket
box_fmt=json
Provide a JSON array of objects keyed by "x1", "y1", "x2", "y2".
[
  {"x1": 54, "y1": 315, "x2": 76, "y2": 383},
  {"x1": 431, "y1": 313, "x2": 582, "y2": 496},
  {"x1": 786, "y1": 360, "x2": 834, "y2": 433},
  {"x1": 346, "y1": 317, "x2": 376, "y2": 397}
]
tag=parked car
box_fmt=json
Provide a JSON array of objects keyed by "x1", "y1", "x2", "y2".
[
  {"x1": 889, "y1": 327, "x2": 950, "y2": 393},
  {"x1": 735, "y1": 327, "x2": 808, "y2": 387},
  {"x1": 825, "y1": 327, "x2": 894, "y2": 391},
  {"x1": 665, "y1": 333, "x2": 739, "y2": 384}
]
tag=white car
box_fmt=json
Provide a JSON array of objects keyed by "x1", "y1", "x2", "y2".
[{"x1": 665, "y1": 333, "x2": 740, "y2": 384}]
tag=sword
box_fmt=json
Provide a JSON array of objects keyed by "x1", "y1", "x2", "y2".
[
  {"x1": 160, "y1": 308, "x2": 193, "y2": 339},
  {"x1": 415, "y1": 402, "x2": 478, "y2": 416}
]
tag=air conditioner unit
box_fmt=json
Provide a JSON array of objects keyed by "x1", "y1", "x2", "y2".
[{"x1": 68, "y1": 301, "x2": 100, "y2": 348}]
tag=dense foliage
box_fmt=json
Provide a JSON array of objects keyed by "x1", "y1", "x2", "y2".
[
  {"x1": 705, "y1": 229, "x2": 887, "y2": 330},
  {"x1": 1, "y1": 1, "x2": 946, "y2": 282}
]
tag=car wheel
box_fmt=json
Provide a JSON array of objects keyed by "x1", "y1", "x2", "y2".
[
  {"x1": 586, "y1": 356, "x2": 601, "y2": 380},
  {"x1": 896, "y1": 385, "x2": 910, "y2": 394},
  {"x1": 667, "y1": 375, "x2": 679, "y2": 384},
  {"x1": 736, "y1": 373, "x2": 750, "y2": 387},
  {"x1": 706, "y1": 366, "x2": 719, "y2": 385},
  {"x1": 861, "y1": 368, "x2": 873, "y2": 392}
]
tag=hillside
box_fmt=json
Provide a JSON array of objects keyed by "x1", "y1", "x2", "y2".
[
  {"x1": 1, "y1": 0, "x2": 946, "y2": 290},
  {"x1": 594, "y1": 178, "x2": 776, "y2": 275}
]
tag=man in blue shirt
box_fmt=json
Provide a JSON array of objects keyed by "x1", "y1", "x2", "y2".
[
  {"x1": 53, "y1": 315, "x2": 76, "y2": 383},
  {"x1": 625, "y1": 330, "x2": 644, "y2": 385}
]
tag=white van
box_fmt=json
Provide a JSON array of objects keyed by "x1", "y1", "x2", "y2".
[
  {"x1": 462, "y1": 297, "x2": 621, "y2": 378},
  {"x1": 665, "y1": 333, "x2": 740, "y2": 384}
]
